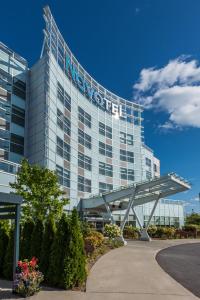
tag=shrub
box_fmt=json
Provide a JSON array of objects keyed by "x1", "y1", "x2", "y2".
[
  {"x1": 80, "y1": 221, "x2": 92, "y2": 238},
  {"x1": 154, "y1": 227, "x2": 166, "y2": 238},
  {"x1": 40, "y1": 216, "x2": 56, "y2": 279},
  {"x1": 0, "y1": 222, "x2": 10, "y2": 276},
  {"x1": 62, "y1": 209, "x2": 86, "y2": 289},
  {"x1": 104, "y1": 224, "x2": 121, "y2": 239},
  {"x1": 147, "y1": 225, "x2": 157, "y2": 237},
  {"x1": 123, "y1": 225, "x2": 139, "y2": 239},
  {"x1": 164, "y1": 227, "x2": 175, "y2": 239},
  {"x1": 84, "y1": 231, "x2": 104, "y2": 255},
  {"x1": 183, "y1": 224, "x2": 199, "y2": 232},
  {"x1": 20, "y1": 219, "x2": 34, "y2": 260},
  {"x1": 3, "y1": 228, "x2": 14, "y2": 280},
  {"x1": 30, "y1": 219, "x2": 44, "y2": 261}
]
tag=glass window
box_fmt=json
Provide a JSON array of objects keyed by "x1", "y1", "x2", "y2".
[
  {"x1": 56, "y1": 164, "x2": 70, "y2": 187},
  {"x1": 99, "y1": 162, "x2": 113, "y2": 177},
  {"x1": 11, "y1": 105, "x2": 25, "y2": 127},
  {"x1": 120, "y1": 149, "x2": 134, "y2": 163},
  {"x1": 78, "y1": 175, "x2": 91, "y2": 192},
  {"x1": 99, "y1": 182, "x2": 113, "y2": 193},
  {"x1": 57, "y1": 81, "x2": 71, "y2": 111},
  {"x1": 146, "y1": 157, "x2": 152, "y2": 167},
  {"x1": 57, "y1": 109, "x2": 71, "y2": 136},
  {"x1": 120, "y1": 131, "x2": 133, "y2": 145},
  {"x1": 120, "y1": 168, "x2": 134, "y2": 181},
  {"x1": 146, "y1": 171, "x2": 152, "y2": 180},
  {"x1": 56, "y1": 136, "x2": 70, "y2": 161},
  {"x1": 78, "y1": 152, "x2": 92, "y2": 171},
  {"x1": 78, "y1": 106, "x2": 91, "y2": 128},
  {"x1": 13, "y1": 78, "x2": 26, "y2": 100},
  {"x1": 99, "y1": 122, "x2": 112, "y2": 139},
  {"x1": 10, "y1": 133, "x2": 24, "y2": 155},
  {"x1": 78, "y1": 129, "x2": 91, "y2": 149},
  {"x1": 99, "y1": 142, "x2": 112, "y2": 158}
]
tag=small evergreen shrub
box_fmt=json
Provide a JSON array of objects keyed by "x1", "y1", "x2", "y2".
[
  {"x1": 3, "y1": 228, "x2": 14, "y2": 280},
  {"x1": 30, "y1": 219, "x2": 44, "y2": 261},
  {"x1": 0, "y1": 221, "x2": 10, "y2": 276},
  {"x1": 20, "y1": 219, "x2": 34, "y2": 260}
]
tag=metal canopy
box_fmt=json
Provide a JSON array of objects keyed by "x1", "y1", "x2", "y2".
[
  {"x1": 79, "y1": 173, "x2": 190, "y2": 241},
  {"x1": 0, "y1": 192, "x2": 22, "y2": 280}
]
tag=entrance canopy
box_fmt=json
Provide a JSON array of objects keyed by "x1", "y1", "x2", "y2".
[
  {"x1": 0, "y1": 192, "x2": 22, "y2": 279},
  {"x1": 79, "y1": 173, "x2": 190, "y2": 241}
]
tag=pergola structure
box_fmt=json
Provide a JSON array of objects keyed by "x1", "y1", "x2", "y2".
[
  {"x1": 0, "y1": 192, "x2": 22, "y2": 279},
  {"x1": 78, "y1": 173, "x2": 191, "y2": 241}
]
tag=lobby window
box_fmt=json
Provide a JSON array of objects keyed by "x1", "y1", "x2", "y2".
[
  {"x1": 57, "y1": 81, "x2": 71, "y2": 111},
  {"x1": 56, "y1": 164, "x2": 70, "y2": 188},
  {"x1": 78, "y1": 152, "x2": 92, "y2": 171},
  {"x1": 120, "y1": 149, "x2": 134, "y2": 163},
  {"x1": 99, "y1": 142, "x2": 112, "y2": 158},
  {"x1": 99, "y1": 182, "x2": 113, "y2": 193},
  {"x1": 120, "y1": 131, "x2": 133, "y2": 145},
  {"x1": 120, "y1": 168, "x2": 134, "y2": 181},
  {"x1": 57, "y1": 109, "x2": 71, "y2": 136},
  {"x1": 10, "y1": 133, "x2": 24, "y2": 155},
  {"x1": 99, "y1": 162, "x2": 113, "y2": 177},
  {"x1": 78, "y1": 129, "x2": 91, "y2": 149},
  {"x1": 145, "y1": 157, "x2": 152, "y2": 167},
  {"x1": 13, "y1": 78, "x2": 26, "y2": 100},
  {"x1": 78, "y1": 106, "x2": 91, "y2": 128},
  {"x1": 11, "y1": 105, "x2": 25, "y2": 127},
  {"x1": 78, "y1": 175, "x2": 91, "y2": 192},
  {"x1": 56, "y1": 136, "x2": 70, "y2": 161},
  {"x1": 146, "y1": 170, "x2": 152, "y2": 180},
  {"x1": 99, "y1": 122, "x2": 112, "y2": 139}
]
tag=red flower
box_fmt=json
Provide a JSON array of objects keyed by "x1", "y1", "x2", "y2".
[
  {"x1": 18, "y1": 261, "x2": 23, "y2": 268},
  {"x1": 29, "y1": 257, "x2": 38, "y2": 268}
]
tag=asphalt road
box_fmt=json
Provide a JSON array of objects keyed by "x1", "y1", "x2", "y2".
[{"x1": 156, "y1": 242, "x2": 200, "y2": 298}]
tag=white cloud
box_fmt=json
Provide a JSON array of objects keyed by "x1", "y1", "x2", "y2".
[{"x1": 133, "y1": 57, "x2": 200, "y2": 129}]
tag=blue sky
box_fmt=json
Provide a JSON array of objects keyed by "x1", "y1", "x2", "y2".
[{"x1": 1, "y1": 0, "x2": 200, "y2": 212}]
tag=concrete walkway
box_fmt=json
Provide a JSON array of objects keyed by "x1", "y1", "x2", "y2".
[{"x1": 0, "y1": 239, "x2": 199, "y2": 300}]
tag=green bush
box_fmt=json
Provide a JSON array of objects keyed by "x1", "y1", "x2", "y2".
[
  {"x1": 3, "y1": 228, "x2": 14, "y2": 280},
  {"x1": 62, "y1": 209, "x2": 86, "y2": 289},
  {"x1": 123, "y1": 225, "x2": 139, "y2": 239},
  {"x1": 147, "y1": 225, "x2": 157, "y2": 237},
  {"x1": 183, "y1": 224, "x2": 199, "y2": 231},
  {"x1": 40, "y1": 216, "x2": 56, "y2": 279},
  {"x1": 84, "y1": 231, "x2": 104, "y2": 255},
  {"x1": 104, "y1": 224, "x2": 121, "y2": 239},
  {"x1": 164, "y1": 227, "x2": 175, "y2": 239},
  {"x1": 20, "y1": 219, "x2": 34, "y2": 259},
  {"x1": 30, "y1": 218, "x2": 44, "y2": 261},
  {"x1": 47, "y1": 213, "x2": 70, "y2": 286},
  {"x1": 0, "y1": 222, "x2": 10, "y2": 276}
]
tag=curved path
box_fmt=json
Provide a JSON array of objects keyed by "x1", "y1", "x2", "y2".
[
  {"x1": 86, "y1": 239, "x2": 200, "y2": 300},
  {"x1": 1, "y1": 239, "x2": 199, "y2": 300},
  {"x1": 157, "y1": 243, "x2": 200, "y2": 299}
]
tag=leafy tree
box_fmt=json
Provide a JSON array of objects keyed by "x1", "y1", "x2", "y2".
[
  {"x1": 62, "y1": 208, "x2": 86, "y2": 289},
  {"x1": 186, "y1": 213, "x2": 200, "y2": 226},
  {"x1": 30, "y1": 218, "x2": 44, "y2": 261},
  {"x1": 10, "y1": 159, "x2": 69, "y2": 221},
  {"x1": 20, "y1": 219, "x2": 34, "y2": 259},
  {"x1": 0, "y1": 222, "x2": 10, "y2": 275},
  {"x1": 3, "y1": 228, "x2": 14, "y2": 280},
  {"x1": 40, "y1": 216, "x2": 56, "y2": 279},
  {"x1": 47, "y1": 213, "x2": 70, "y2": 286}
]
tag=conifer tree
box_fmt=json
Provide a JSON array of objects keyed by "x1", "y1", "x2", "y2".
[
  {"x1": 62, "y1": 208, "x2": 86, "y2": 289},
  {"x1": 40, "y1": 216, "x2": 56, "y2": 279},
  {"x1": 0, "y1": 222, "x2": 10, "y2": 276},
  {"x1": 3, "y1": 228, "x2": 14, "y2": 280},
  {"x1": 30, "y1": 218, "x2": 44, "y2": 261},
  {"x1": 48, "y1": 213, "x2": 70, "y2": 286},
  {"x1": 20, "y1": 219, "x2": 34, "y2": 259}
]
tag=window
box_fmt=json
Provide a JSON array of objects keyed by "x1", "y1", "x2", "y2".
[
  {"x1": 78, "y1": 152, "x2": 92, "y2": 171},
  {"x1": 154, "y1": 163, "x2": 158, "y2": 172},
  {"x1": 13, "y1": 78, "x2": 26, "y2": 100},
  {"x1": 56, "y1": 136, "x2": 70, "y2": 161},
  {"x1": 11, "y1": 105, "x2": 25, "y2": 127},
  {"x1": 78, "y1": 129, "x2": 91, "y2": 149},
  {"x1": 99, "y1": 122, "x2": 112, "y2": 139},
  {"x1": 99, "y1": 182, "x2": 113, "y2": 193},
  {"x1": 57, "y1": 109, "x2": 71, "y2": 136},
  {"x1": 120, "y1": 149, "x2": 134, "y2": 163},
  {"x1": 120, "y1": 168, "x2": 134, "y2": 181},
  {"x1": 146, "y1": 157, "x2": 151, "y2": 167},
  {"x1": 78, "y1": 107, "x2": 91, "y2": 128},
  {"x1": 99, "y1": 142, "x2": 112, "y2": 158},
  {"x1": 146, "y1": 171, "x2": 152, "y2": 180},
  {"x1": 78, "y1": 175, "x2": 91, "y2": 192},
  {"x1": 56, "y1": 164, "x2": 70, "y2": 187},
  {"x1": 99, "y1": 162, "x2": 113, "y2": 177},
  {"x1": 57, "y1": 81, "x2": 71, "y2": 111},
  {"x1": 120, "y1": 131, "x2": 133, "y2": 145},
  {"x1": 10, "y1": 133, "x2": 24, "y2": 155}
]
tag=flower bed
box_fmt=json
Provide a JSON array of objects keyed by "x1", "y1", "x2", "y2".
[{"x1": 13, "y1": 257, "x2": 43, "y2": 297}]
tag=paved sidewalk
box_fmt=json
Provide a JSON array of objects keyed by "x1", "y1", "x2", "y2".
[{"x1": 0, "y1": 239, "x2": 199, "y2": 300}]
